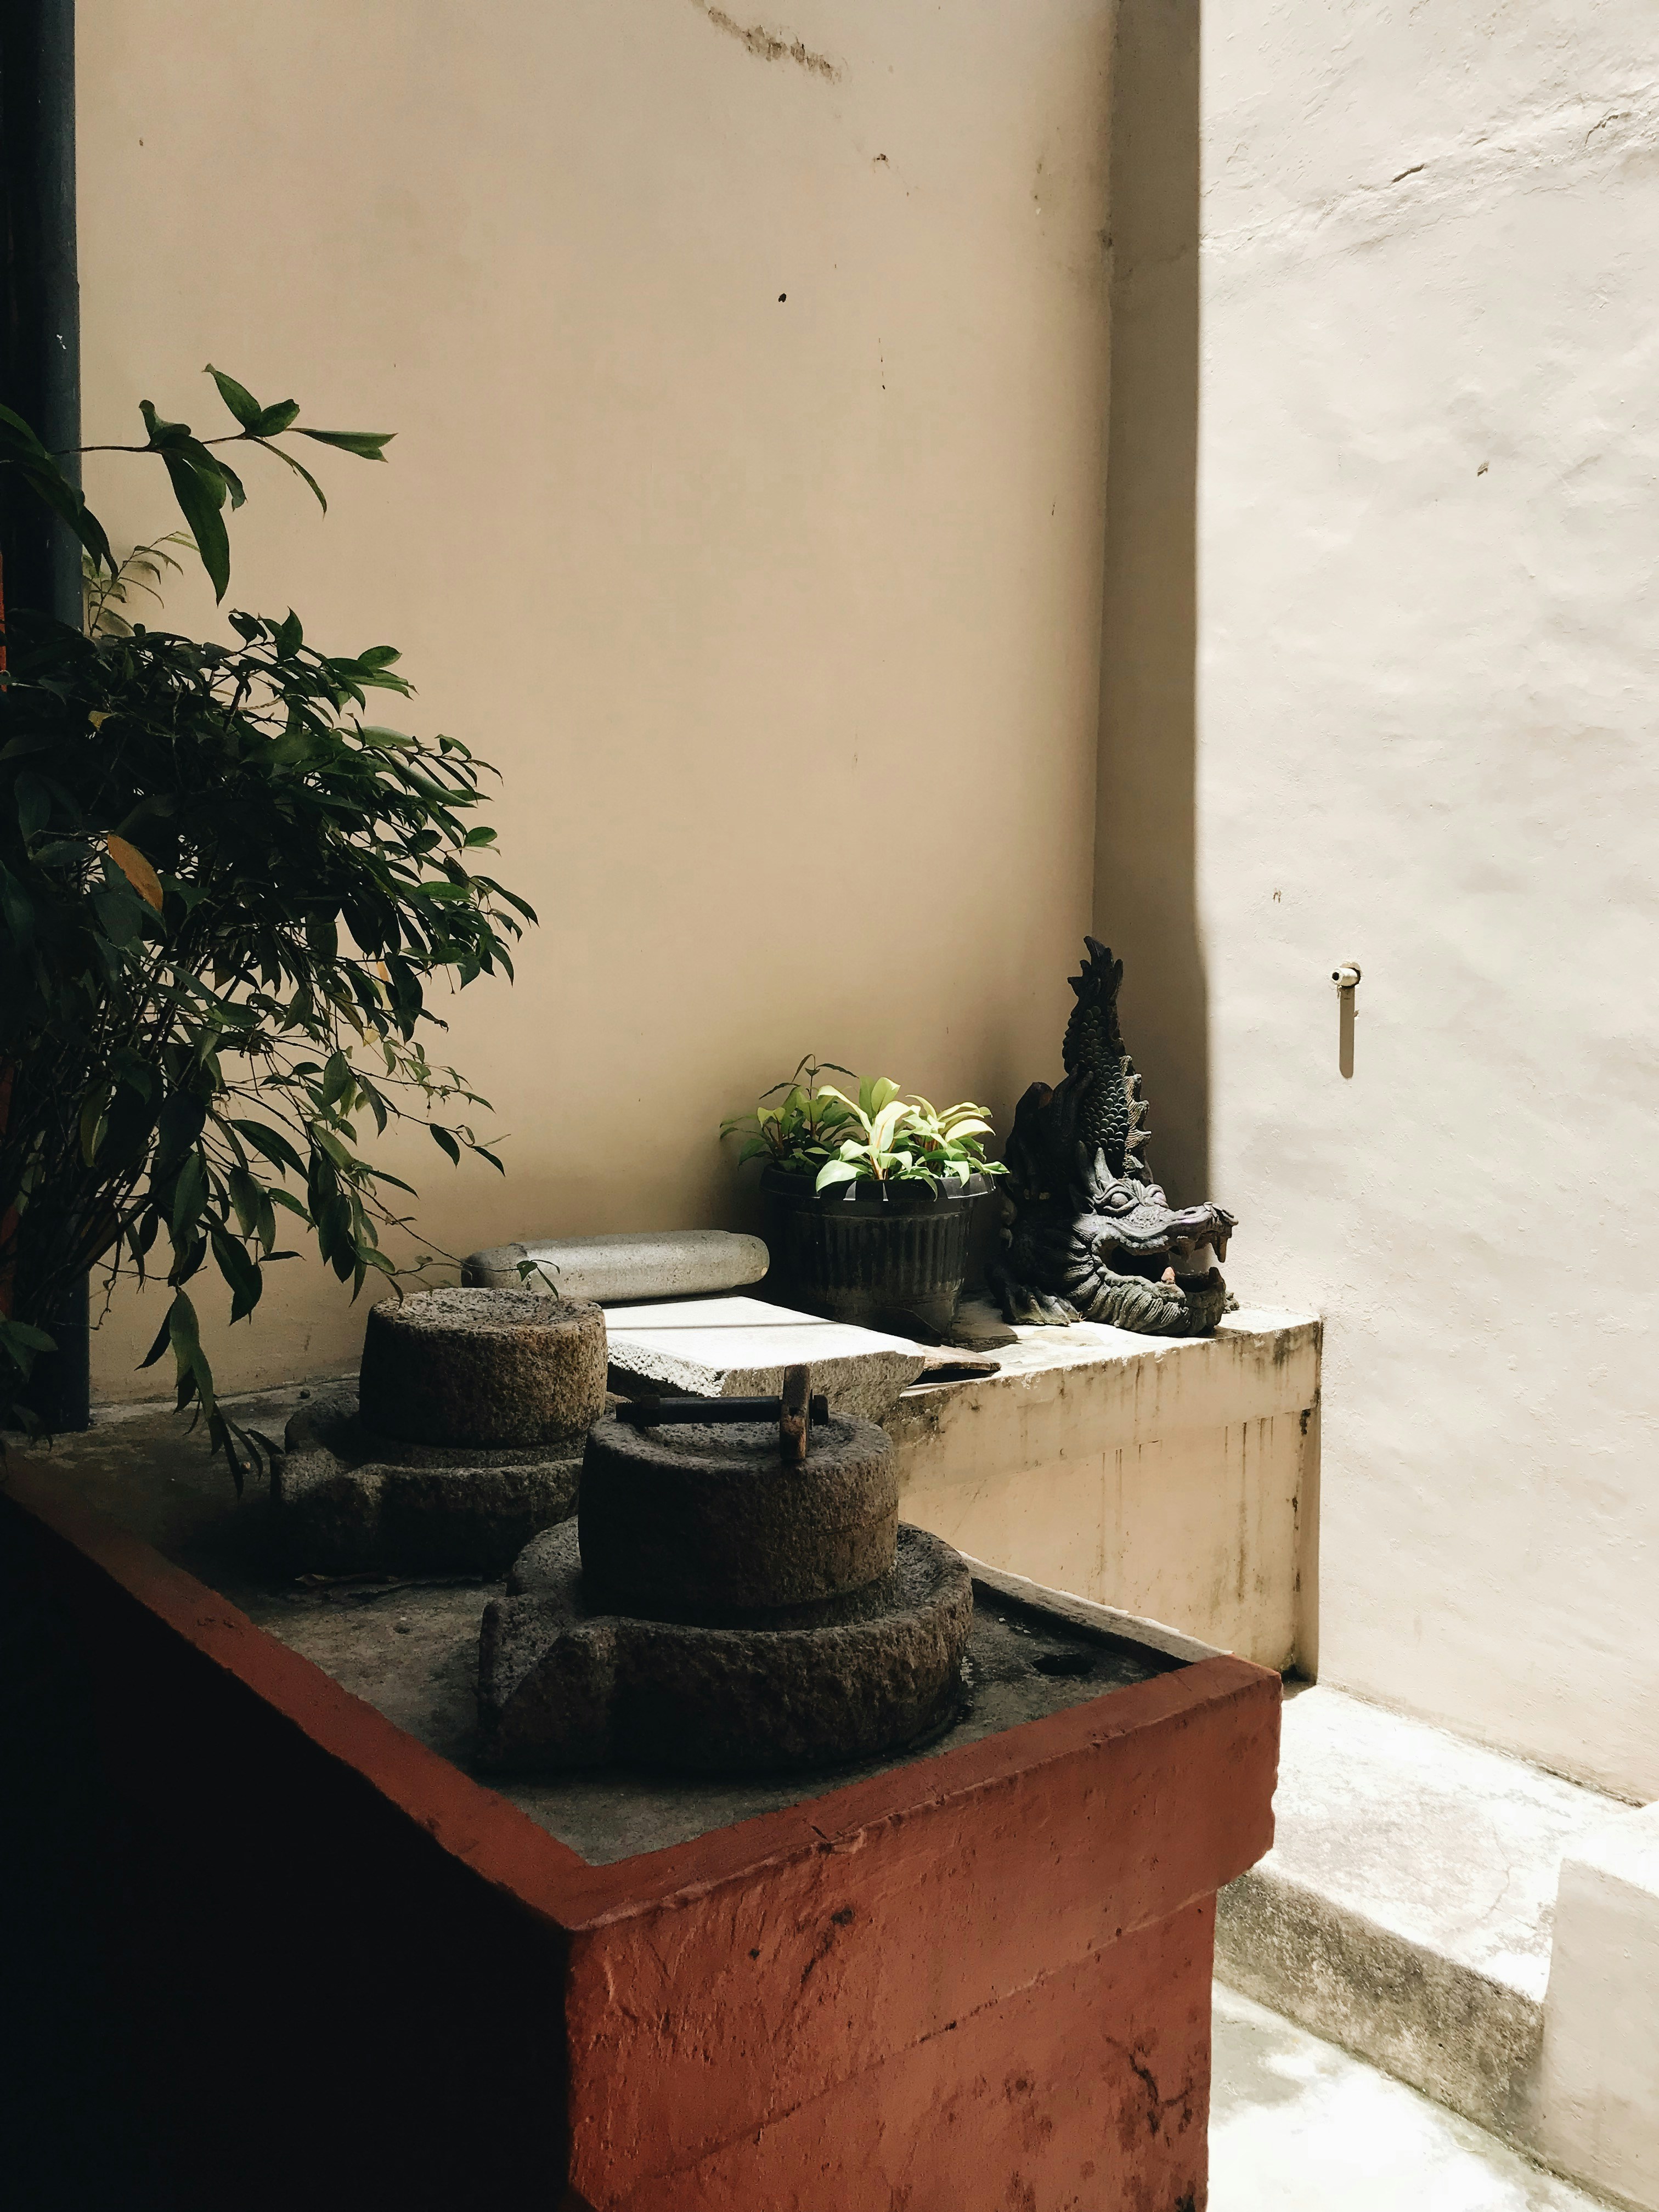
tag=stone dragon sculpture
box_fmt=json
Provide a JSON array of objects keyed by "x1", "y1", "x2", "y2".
[{"x1": 988, "y1": 938, "x2": 1237, "y2": 1336}]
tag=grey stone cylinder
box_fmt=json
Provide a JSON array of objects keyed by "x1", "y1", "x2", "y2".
[
  {"x1": 358, "y1": 1286, "x2": 606, "y2": 1448},
  {"x1": 579, "y1": 1412, "x2": 898, "y2": 1620}
]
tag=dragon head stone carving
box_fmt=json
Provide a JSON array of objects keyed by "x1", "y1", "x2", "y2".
[{"x1": 988, "y1": 938, "x2": 1237, "y2": 1336}]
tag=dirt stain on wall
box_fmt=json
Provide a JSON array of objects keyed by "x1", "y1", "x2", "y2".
[{"x1": 689, "y1": 0, "x2": 840, "y2": 82}]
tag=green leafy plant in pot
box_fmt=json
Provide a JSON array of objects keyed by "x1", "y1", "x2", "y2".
[{"x1": 721, "y1": 1059, "x2": 1006, "y2": 1340}]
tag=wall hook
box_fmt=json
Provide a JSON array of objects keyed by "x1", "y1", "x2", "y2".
[{"x1": 1332, "y1": 963, "x2": 1361, "y2": 1079}]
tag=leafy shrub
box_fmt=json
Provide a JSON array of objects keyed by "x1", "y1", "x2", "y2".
[{"x1": 0, "y1": 370, "x2": 532, "y2": 1475}]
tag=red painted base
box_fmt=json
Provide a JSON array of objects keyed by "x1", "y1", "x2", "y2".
[{"x1": 4, "y1": 1471, "x2": 1278, "y2": 2212}]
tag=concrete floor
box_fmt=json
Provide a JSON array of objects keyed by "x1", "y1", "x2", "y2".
[{"x1": 1211, "y1": 1987, "x2": 1615, "y2": 2211}]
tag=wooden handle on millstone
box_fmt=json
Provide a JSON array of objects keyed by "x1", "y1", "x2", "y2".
[{"x1": 778, "y1": 1363, "x2": 811, "y2": 1463}]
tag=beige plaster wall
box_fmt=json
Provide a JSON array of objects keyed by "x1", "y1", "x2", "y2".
[
  {"x1": 1105, "y1": 2, "x2": 1659, "y2": 1799},
  {"x1": 75, "y1": 2, "x2": 1117, "y2": 1400}
]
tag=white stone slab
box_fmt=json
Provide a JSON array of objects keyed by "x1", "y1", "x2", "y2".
[
  {"x1": 462, "y1": 1230, "x2": 768, "y2": 1304},
  {"x1": 602, "y1": 1295, "x2": 929, "y2": 1423}
]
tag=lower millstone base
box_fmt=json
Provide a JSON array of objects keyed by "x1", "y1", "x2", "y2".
[
  {"x1": 476, "y1": 1522, "x2": 973, "y2": 1775},
  {"x1": 269, "y1": 1388, "x2": 582, "y2": 1575}
]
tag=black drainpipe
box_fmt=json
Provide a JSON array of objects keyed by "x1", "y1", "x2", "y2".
[{"x1": 2, "y1": 0, "x2": 91, "y2": 1431}]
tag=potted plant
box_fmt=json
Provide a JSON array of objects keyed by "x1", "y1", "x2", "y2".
[
  {"x1": 721, "y1": 1058, "x2": 1006, "y2": 1339},
  {"x1": 0, "y1": 369, "x2": 534, "y2": 1474}
]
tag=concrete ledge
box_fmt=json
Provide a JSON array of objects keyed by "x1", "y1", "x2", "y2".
[{"x1": 889, "y1": 1307, "x2": 1321, "y2": 1670}]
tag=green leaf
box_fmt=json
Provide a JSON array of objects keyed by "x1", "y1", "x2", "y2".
[
  {"x1": 171, "y1": 1152, "x2": 208, "y2": 1244},
  {"x1": 0, "y1": 402, "x2": 52, "y2": 460},
  {"x1": 295, "y1": 428, "x2": 394, "y2": 460},
  {"x1": 869, "y1": 1099, "x2": 907, "y2": 1155},
  {"x1": 231, "y1": 1119, "x2": 307, "y2": 1177},
  {"x1": 15, "y1": 771, "x2": 50, "y2": 841},
  {"x1": 78, "y1": 1092, "x2": 108, "y2": 1166},
  {"x1": 205, "y1": 364, "x2": 263, "y2": 428},
  {"x1": 227, "y1": 1165, "x2": 263, "y2": 1240},
  {"x1": 160, "y1": 450, "x2": 231, "y2": 600},
  {"x1": 211, "y1": 1225, "x2": 263, "y2": 1322},
  {"x1": 139, "y1": 398, "x2": 191, "y2": 450},
  {"x1": 3, "y1": 441, "x2": 113, "y2": 569},
  {"x1": 815, "y1": 1159, "x2": 862, "y2": 1192},
  {"x1": 318, "y1": 1048, "x2": 352, "y2": 1106},
  {"x1": 253, "y1": 399, "x2": 300, "y2": 436},
  {"x1": 137, "y1": 1289, "x2": 195, "y2": 1373},
  {"x1": 1, "y1": 1318, "x2": 58, "y2": 1372},
  {"x1": 274, "y1": 609, "x2": 303, "y2": 659},
  {"x1": 156, "y1": 1091, "x2": 209, "y2": 1170},
  {"x1": 429, "y1": 1124, "x2": 461, "y2": 1164},
  {"x1": 252, "y1": 436, "x2": 328, "y2": 511},
  {"x1": 194, "y1": 442, "x2": 246, "y2": 510},
  {"x1": 311, "y1": 1126, "x2": 353, "y2": 1171},
  {"x1": 0, "y1": 864, "x2": 35, "y2": 946}
]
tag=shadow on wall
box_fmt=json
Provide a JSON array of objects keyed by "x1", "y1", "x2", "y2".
[{"x1": 1097, "y1": 0, "x2": 1206, "y2": 1205}]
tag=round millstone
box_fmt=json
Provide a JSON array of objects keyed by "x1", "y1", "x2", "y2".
[
  {"x1": 269, "y1": 1386, "x2": 581, "y2": 1575},
  {"x1": 578, "y1": 1412, "x2": 898, "y2": 1620},
  {"x1": 476, "y1": 1521, "x2": 973, "y2": 1775},
  {"x1": 357, "y1": 1286, "x2": 606, "y2": 1449}
]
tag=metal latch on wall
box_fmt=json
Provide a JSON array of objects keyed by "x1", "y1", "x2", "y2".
[{"x1": 1331, "y1": 963, "x2": 1361, "y2": 1079}]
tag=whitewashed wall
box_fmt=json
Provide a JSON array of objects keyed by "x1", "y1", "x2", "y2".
[{"x1": 1107, "y1": 1, "x2": 1659, "y2": 1799}]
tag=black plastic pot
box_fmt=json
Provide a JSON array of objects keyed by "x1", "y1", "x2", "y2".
[{"x1": 759, "y1": 1165, "x2": 990, "y2": 1339}]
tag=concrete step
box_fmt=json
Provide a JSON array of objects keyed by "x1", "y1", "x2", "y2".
[
  {"x1": 1215, "y1": 1684, "x2": 1629, "y2": 2143},
  {"x1": 1210, "y1": 1984, "x2": 1618, "y2": 2212}
]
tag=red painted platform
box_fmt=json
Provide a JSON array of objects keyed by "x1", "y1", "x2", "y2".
[{"x1": 3, "y1": 1461, "x2": 1278, "y2": 2211}]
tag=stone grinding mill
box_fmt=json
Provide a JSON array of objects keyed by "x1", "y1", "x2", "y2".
[{"x1": 478, "y1": 1362, "x2": 975, "y2": 1773}]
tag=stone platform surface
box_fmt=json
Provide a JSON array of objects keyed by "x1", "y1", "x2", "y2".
[
  {"x1": 10, "y1": 1385, "x2": 1198, "y2": 1863},
  {"x1": 1211, "y1": 1987, "x2": 1612, "y2": 2211},
  {"x1": 1216, "y1": 1684, "x2": 1630, "y2": 2147}
]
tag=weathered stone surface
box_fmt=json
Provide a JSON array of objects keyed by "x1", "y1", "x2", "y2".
[
  {"x1": 462, "y1": 1229, "x2": 769, "y2": 1302},
  {"x1": 270, "y1": 1387, "x2": 580, "y2": 1575},
  {"x1": 1214, "y1": 1682, "x2": 1621, "y2": 2142},
  {"x1": 603, "y1": 1295, "x2": 929, "y2": 1423},
  {"x1": 476, "y1": 1522, "x2": 973, "y2": 1774},
  {"x1": 358, "y1": 1286, "x2": 606, "y2": 1448},
  {"x1": 578, "y1": 1412, "x2": 898, "y2": 1620}
]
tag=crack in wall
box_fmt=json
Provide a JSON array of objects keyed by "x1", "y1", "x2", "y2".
[
  {"x1": 1205, "y1": 77, "x2": 1659, "y2": 272},
  {"x1": 689, "y1": 0, "x2": 840, "y2": 82}
]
